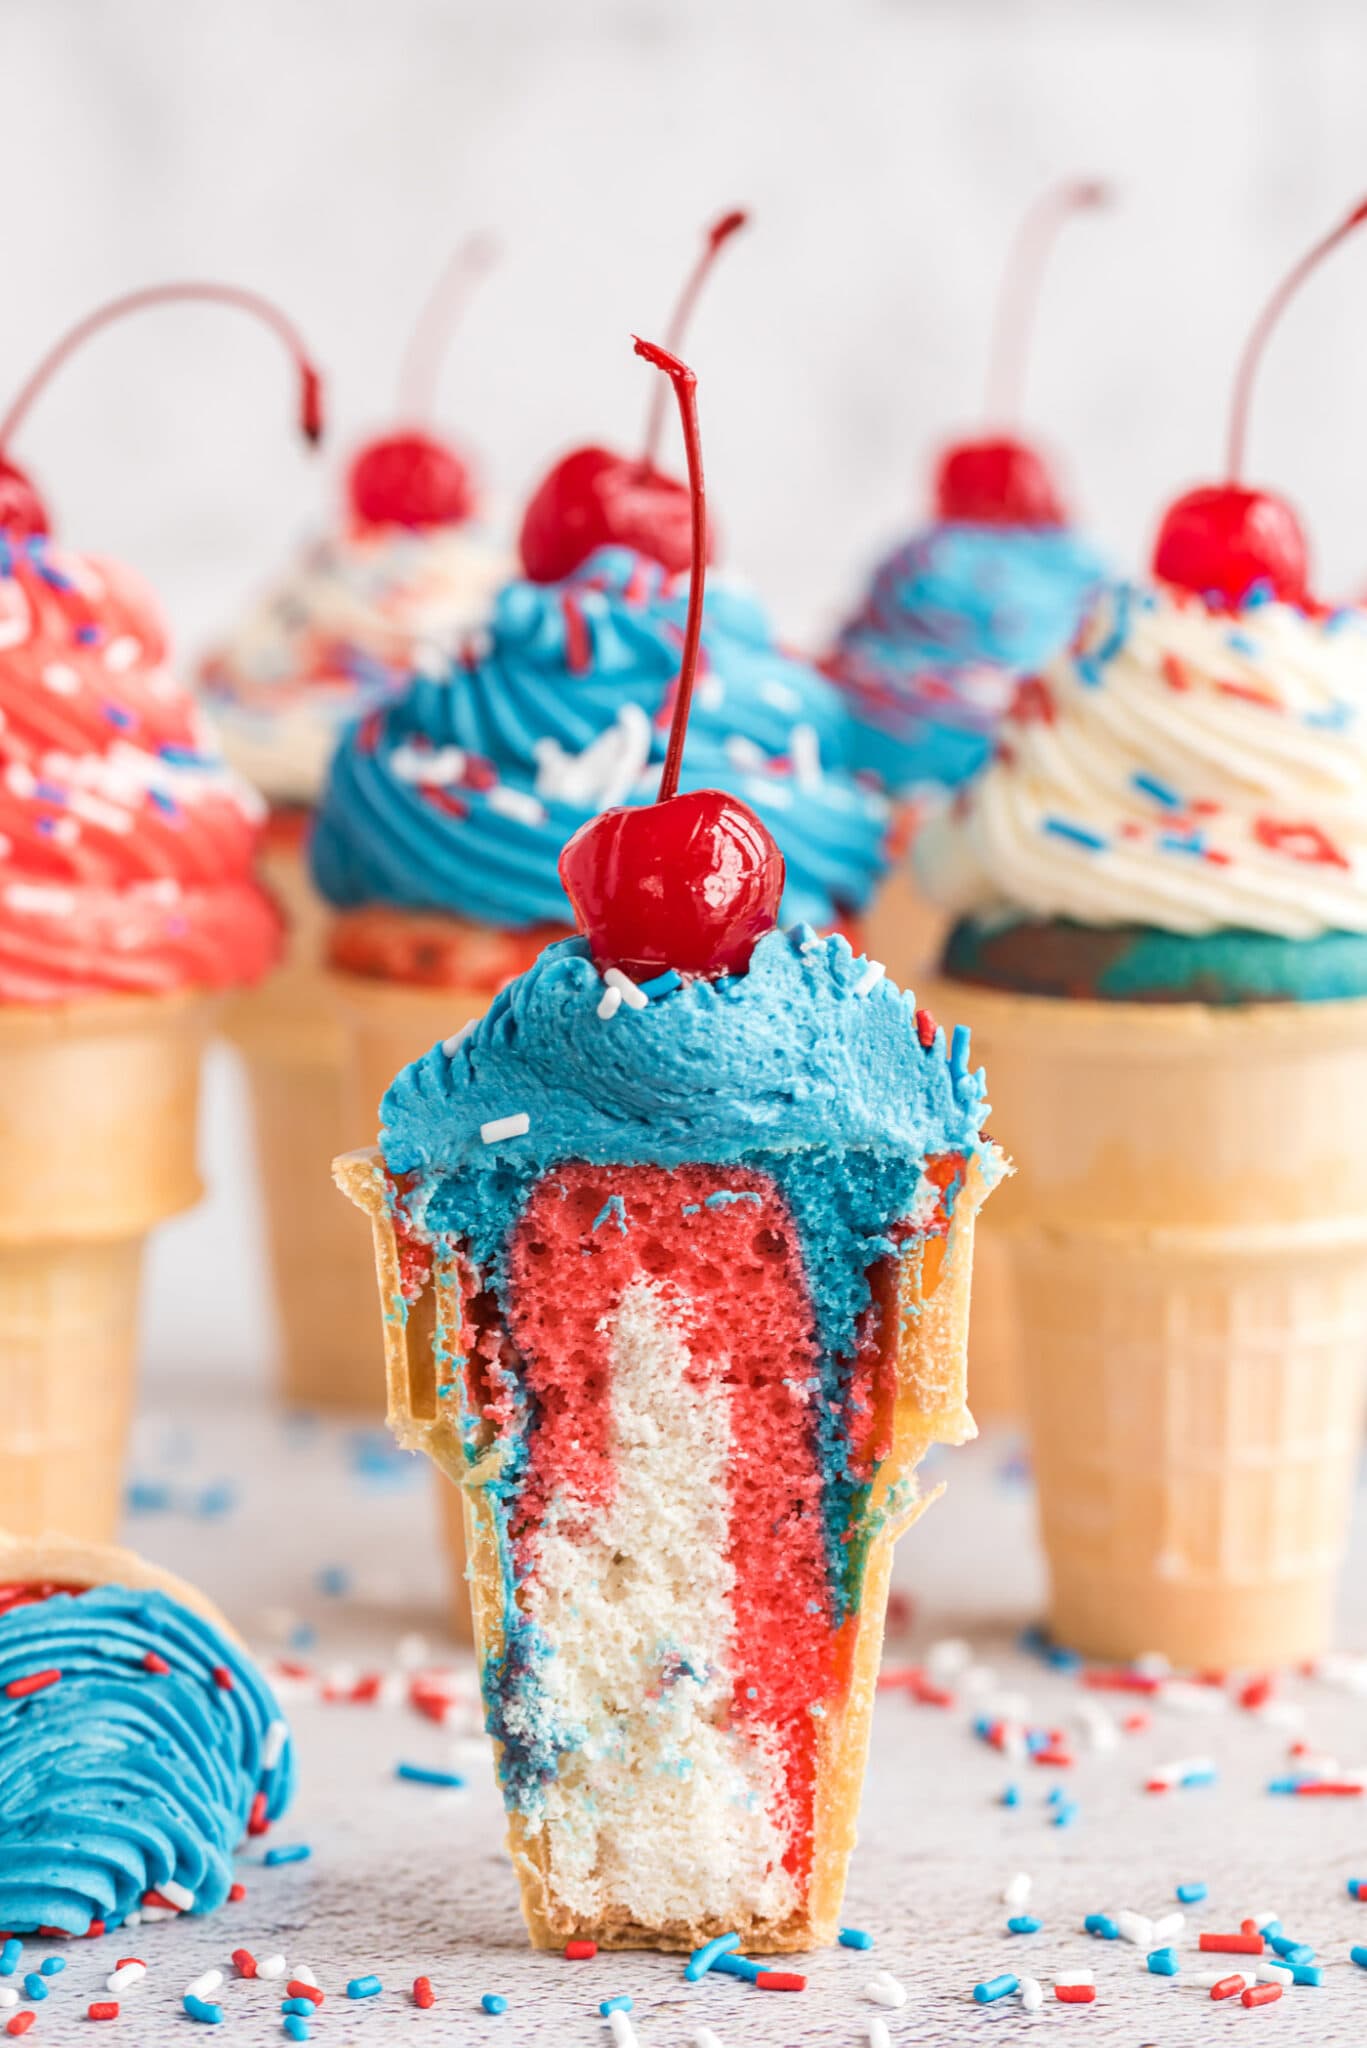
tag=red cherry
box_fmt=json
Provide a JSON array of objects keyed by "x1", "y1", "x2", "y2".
[
  {"x1": 1152, "y1": 485, "x2": 1307, "y2": 607},
  {"x1": 933, "y1": 435, "x2": 1066, "y2": 527},
  {"x1": 557, "y1": 335, "x2": 783, "y2": 981},
  {"x1": 518, "y1": 210, "x2": 746, "y2": 582},
  {"x1": 1151, "y1": 196, "x2": 1367, "y2": 606},
  {"x1": 0, "y1": 457, "x2": 50, "y2": 537},
  {"x1": 560, "y1": 789, "x2": 784, "y2": 980},
  {"x1": 0, "y1": 281, "x2": 322, "y2": 542},
  {"x1": 347, "y1": 430, "x2": 475, "y2": 530}
]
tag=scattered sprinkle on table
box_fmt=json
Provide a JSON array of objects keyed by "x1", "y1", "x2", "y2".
[
  {"x1": 1177, "y1": 1881, "x2": 1208, "y2": 1904},
  {"x1": 685, "y1": 1934, "x2": 739, "y2": 1981},
  {"x1": 564, "y1": 1941, "x2": 597, "y2": 1962},
  {"x1": 600, "y1": 1994, "x2": 633, "y2": 2014},
  {"x1": 183, "y1": 1993, "x2": 224, "y2": 2023},
  {"x1": 6, "y1": 2015, "x2": 34, "y2": 2038},
  {"x1": 396, "y1": 1763, "x2": 466, "y2": 1788},
  {"x1": 264, "y1": 1844, "x2": 311, "y2": 1866},
  {"x1": 839, "y1": 1927, "x2": 873, "y2": 1950},
  {"x1": 347, "y1": 1975, "x2": 382, "y2": 1999},
  {"x1": 283, "y1": 2020, "x2": 310, "y2": 2044},
  {"x1": 286, "y1": 1981, "x2": 323, "y2": 2005},
  {"x1": 481, "y1": 1992, "x2": 508, "y2": 2013},
  {"x1": 1007, "y1": 1915, "x2": 1041, "y2": 1935},
  {"x1": 413, "y1": 1975, "x2": 435, "y2": 2007},
  {"x1": 88, "y1": 2003, "x2": 119, "y2": 2022},
  {"x1": 37, "y1": 1959, "x2": 63, "y2": 1978}
]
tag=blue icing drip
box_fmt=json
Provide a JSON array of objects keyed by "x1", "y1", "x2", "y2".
[
  {"x1": 311, "y1": 546, "x2": 890, "y2": 933},
  {"x1": 381, "y1": 928, "x2": 991, "y2": 1807},
  {"x1": 0, "y1": 1586, "x2": 293, "y2": 1934},
  {"x1": 831, "y1": 520, "x2": 1104, "y2": 793}
]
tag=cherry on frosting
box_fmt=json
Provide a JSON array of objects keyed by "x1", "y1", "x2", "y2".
[
  {"x1": 935, "y1": 179, "x2": 1109, "y2": 528},
  {"x1": 0, "y1": 282, "x2": 323, "y2": 539},
  {"x1": 345, "y1": 235, "x2": 497, "y2": 532},
  {"x1": 518, "y1": 209, "x2": 747, "y2": 582},
  {"x1": 1152, "y1": 197, "x2": 1367, "y2": 608},
  {"x1": 558, "y1": 337, "x2": 784, "y2": 981}
]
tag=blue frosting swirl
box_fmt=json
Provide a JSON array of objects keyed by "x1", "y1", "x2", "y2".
[
  {"x1": 312, "y1": 547, "x2": 890, "y2": 933},
  {"x1": 831, "y1": 521, "x2": 1104, "y2": 793},
  {"x1": 0, "y1": 1586, "x2": 293, "y2": 1935}
]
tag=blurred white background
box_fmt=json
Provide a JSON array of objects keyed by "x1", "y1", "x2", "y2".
[{"x1": 5, "y1": 0, "x2": 1367, "y2": 1387}]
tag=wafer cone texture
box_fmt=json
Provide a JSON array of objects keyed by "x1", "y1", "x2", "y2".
[
  {"x1": 937, "y1": 984, "x2": 1367, "y2": 1667},
  {"x1": 0, "y1": 992, "x2": 212, "y2": 1541},
  {"x1": 335, "y1": 1147, "x2": 986, "y2": 1949}
]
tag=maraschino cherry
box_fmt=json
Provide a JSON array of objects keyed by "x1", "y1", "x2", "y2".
[
  {"x1": 0, "y1": 282, "x2": 323, "y2": 540},
  {"x1": 346, "y1": 234, "x2": 497, "y2": 531},
  {"x1": 934, "y1": 179, "x2": 1109, "y2": 528},
  {"x1": 559, "y1": 337, "x2": 784, "y2": 981},
  {"x1": 1152, "y1": 198, "x2": 1367, "y2": 609},
  {"x1": 518, "y1": 209, "x2": 748, "y2": 582}
]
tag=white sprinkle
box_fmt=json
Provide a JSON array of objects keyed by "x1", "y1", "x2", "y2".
[
  {"x1": 442, "y1": 1021, "x2": 477, "y2": 1055},
  {"x1": 1150, "y1": 1754, "x2": 1216, "y2": 1787},
  {"x1": 0, "y1": 1990, "x2": 15, "y2": 2010},
  {"x1": 790, "y1": 721, "x2": 823, "y2": 791},
  {"x1": 725, "y1": 735, "x2": 768, "y2": 772},
  {"x1": 106, "y1": 1964, "x2": 146, "y2": 1993},
  {"x1": 867, "y1": 2021, "x2": 891, "y2": 2048},
  {"x1": 758, "y1": 677, "x2": 801, "y2": 712},
  {"x1": 263, "y1": 1718, "x2": 289, "y2": 1770},
  {"x1": 608, "y1": 2011, "x2": 638, "y2": 2048},
  {"x1": 1254, "y1": 1699, "x2": 1306, "y2": 1731},
  {"x1": 6, "y1": 882, "x2": 77, "y2": 917},
  {"x1": 486, "y1": 784, "x2": 547, "y2": 827},
  {"x1": 1054, "y1": 1972, "x2": 1094, "y2": 1989},
  {"x1": 1253, "y1": 1909, "x2": 1281, "y2": 1931},
  {"x1": 596, "y1": 985, "x2": 623, "y2": 1021},
  {"x1": 852, "y1": 959, "x2": 886, "y2": 998},
  {"x1": 480, "y1": 1112, "x2": 530, "y2": 1145},
  {"x1": 397, "y1": 1632, "x2": 432, "y2": 1670},
  {"x1": 42, "y1": 662, "x2": 80, "y2": 694},
  {"x1": 1003, "y1": 1872, "x2": 1033, "y2": 1910},
  {"x1": 1257, "y1": 1963, "x2": 1294, "y2": 1986},
  {"x1": 604, "y1": 966, "x2": 648, "y2": 1010},
  {"x1": 693, "y1": 2031, "x2": 726, "y2": 2048},
  {"x1": 698, "y1": 673, "x2": 725, "y2": 711},
  {"x1": 1134, "y1": 1651, "x2": 1171, "y2": 1679},
  {"x1": 103, "y1": 634, "x2": 142, "y2": 672},
  {"x1": 159, "y1": 1879, "x2": 195, "y2": 1910},
  {"x1": 390, "y1": 741, "x2": 466, "y2": 786},
  {"x1": 1019, "y1": 1975, "x2": 1043, "y2": 2012},
  {"x1": 123, "y1": 1911, "x2": 143, "y2": 1928},
  {"x1": 1115, "y1": 1910, "x2": 1153, "y2": 1946},
  {"x1": 1077, "y1": 1699, "x2": 1119, "y2": 1750},
  {"x1": 140, "y1": 1906, "x2": 179, "y2": 1922},
  {"x1": 186, "y1": 1971, "x2": 224, "y2": 1998},
  {"x1": 292, "y1": 1965, "x2": 318, "y2": 1988},
  {"x1": 258, "y1": 1955, "x2": 287, "y2": 1980},
  {"x1": 962, "y1": 1663, "x2": 998, "y2": 1696},
  {"x1": 866, "y1": 1976, "x2": 907, "y2": 2008},
  {"x1": 1151, "y1": 1912, "x2": 1185, "y2": 1942},
  {"x1": 1161, "y1": 1680, "x2": 1225, "y2": 1713},
  {"x1": 1190, "y1": 1970, "x2": 1246, "y2": 1990},
  {"x1": 928, "y1": 1637, "x2": 971, "y2": 1681}
]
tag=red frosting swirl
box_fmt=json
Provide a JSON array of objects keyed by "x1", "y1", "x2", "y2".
[{"x1": 0, "y1": 534, "x2": 281, "y2": 1002}]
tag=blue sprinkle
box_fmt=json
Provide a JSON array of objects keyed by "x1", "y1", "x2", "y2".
[
  {"x1": 1352, "y1": 1947, "x2": 1367, "y2": 1972},
  {"x1": 159, "y1": 744, "x2": 209, "y2": 767},
  {"x1": 1290, "y1": 1963, "x2": 1322, "y2": 1986},
  {"x1": 1075, "y1": 654, "x2": 1102, "y2": 687},
  {"x1": 703, "y1": 1190, "x2": 762, "y2": 1209},
  {"x1": 1000, "y1": 1783, "x2": 1021, "y2": 1807},
  {"x1": 681, "y1": 1203, "x2": 700, "y2": 1216},
  {"x1": 73, "y1": 623, "x2": 101, "y2": 646},
  {"x1": 1266, "y1": 1776, "x2": 1302, "y2": 1795},
  {"x1": 1259, "y1": 1919, "x2": 1284, "y2": 1940},
  {"x1": 600, "y1": 1996, "x2": 633, "y2": 2015},
  {"x1": 1244, "y1": 578, "x2": 1276, "y2": 608},
  {"x1": 712, "y1": 1954, "x2": 763, "y2": 1982},
  {"x1": 264, "y1": 1843, "x2": 311, "y2": 1866},
  {"x1": 1176, "y1": 1883, "x2": 1207, "y2": 1904},
  {"x1": 195, "y1": 1481, "x2": 236, "y2": 1518},
  {"x1": 183, "y1": 1996, "x2": 224, "y2": 2024},
  {"x1": 23, "y1": 1975, "x2": 47, "y2": 2001},
  {"x1": 1277, "y1": 1943, "x2": 1316, "y2": 1967},
  {"x1": 1226, "y1": 630, "x2": 1260, "y2": 657},
  {"x1": 396, "y1": 1763, "x2": 466, "y2": 1788},
  {"x1": 1349, "y1": 1878, "x2": 1365, "y2": 1897},
  {"x1": 1304, "y1": 699, "x2": 1355, "y2": 730},
  {"x1": 685, "y1": 1932, "x2": 741, "y2": 1981},
  {"x1": 126, "y1": 1478, "x2": 172, "y2": 1512},
  {"x1": 38, "y1": 1957, "x2": 64, "y2": 1977},
  {"x1": 481, "y1": 1992, "x2": 508, "y2": 2013},
  {"x1": 282, "y1": 1998, "x2": 315, "y2": 2016},
  {"x1": 1052, "y1": 1798, "x2": 1079, "y2": 1827},
  {"x1": 101, "y1": 702, "x2": 134, "y2": 730},
  {"x1": 1043, "y1": 816, "x2": 1108, "y2": 852},
  {"x1": 592, "y1": 1195, "x2": 628, "y2": 1233},
  {"x1": 973, "y1": 1974, "x2": 1020, "y2": 2005},
  {"x1": 1007, "y1": 1915, "x2": 1041, "y2": 1935},
  {"x1": 316, "y1": 1564, "x2": 351, "y2": 1596},
  {"x1": 348, "y1": 1976, "x2": 384, "y2": 2000},
  {"x1": 1180, "y1": 1765, "x2": 1217, "y2": 1788},
  {"x1": 289, "y1": 1622, "x2": 317, "y2": 1651},
  {"x1": 639, "y1": 969, "x2": 682, "y2": 997},
  {"x1": 950, "y1": 1024, "x2": 971, "y2": 1077},
  {"x1": 1158, "y1": 832, "x2": 1207, "y2": 858},
  {"x1": 0, "y1": 1941, "x2": 20, "y2": 1975},
  {"x1": 1132, "y1": 770, "x2": 1182, "y2": 810},
  {"x1": 284, "y1": 2021, "x2": 310, "y2": 2045},
  {"x1": 1085, "y1": 1914, "x2": 1119, "y2": 1940},
  {"x1": 1147, "y1": 1947, "x2": 1180, "y2": 1976},
  {"x1": 149, "y1": 788, "x2": 179, "y2": 817},
  {"x1": 1024, "y1": 1728, "x2": 1051, "y2": 1754},
  {"x1": 839, "y1": 1929, "x2": 873, "y2": 1951},
  {"x1": 1046, "y1": 1786, "x2": 1068, "y2": 1807}
]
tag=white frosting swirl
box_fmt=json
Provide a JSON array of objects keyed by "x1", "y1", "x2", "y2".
[
  {"x1": 917, "y1": 582, "x2": 1367, "y2": 938},
  {"x1": 199, "y1": 522, "x2": 509, "y2": 804}
]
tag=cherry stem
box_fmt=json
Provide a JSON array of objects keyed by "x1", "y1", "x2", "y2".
[
  {"x1": 0, "y1": 281, "x2": 324, "y2": 459},
  {"x1": 640, "y1": 209, "x2": 747, "y2": 472},
  {"x1": 396, "y1": 233, "x2": 499, "y2": 420},
  {"x1": 634, "y1": 336, "x2": 705, "y2": 804},
  {"x1": 983, "y1": 179, "x2": 1110, "y2": 424},
  {"x1": 1226, "y1": 197, "x2": 1367, "y2": 482}
]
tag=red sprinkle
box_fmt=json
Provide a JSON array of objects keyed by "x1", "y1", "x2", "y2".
[
  {"x1": 247, "y1": 1790, "x2": 269, "y2": 1836},
  {"x1": 1083, "y1": 1669, "x2": 1161, "y2": 1694},
  {"x1": 1122, "y1": 1711, "x2": 1151, "y2": 1734},
  {"x1": 914, "y1": 1008, "x2": 937, "y2": 1051},
  {"x1": 5, "y1": 1669, "x2": 61, "y2": 1699},
  {"x1": 232, "y1": 1949, "x2": 257, "y2": 1979},
  {"x1": 1200, "y1": 1933, "x2": 1263, "y2": 1956},
  {"x1": 1032, "y1": 1747, "x2": 1075, "y2": 1768},
  {"x1": 287, "y1": 1982, "x2": 324, "y2": 2007},
  {"x1": 115, "y1": 1959, "x2": 144, "y2": 1971},
  {"x1": 1239, "y1": 1675, "x2": 1272, "y2": 1710},
  {"x1": 228, "y1": 1883, "x2": 246, "y2": 1904},
  {"x1": 563, "y1": 1942, "x2": 597, "y2": 1961},
  {"x1": 212, "y1": 1665, "x2": 234, "y2": 1691},
  {"x1": 88, "y1": 2003, "x2": 119, "y2": 2022},
  {"x1": 1242, "y1": 1983, "x2": 1282, "y2": 2008},
  {"x1": 1055, "y1": 1984, "x2": 1096, "y2": 2004},
  {"x1": 6, "y1": 2017, "x2": 34, "y2": 2038},
  {"x1": 84, "y1": 1922, "x2": 105, "y2": 1940},
  {"x1": 1210, "y1": 1975, "x2": 1245, "y2": 2000},
  {"x1": 142, "y1": 1652, "x2": 170, "y2": 1675},
  {"x1": 1240, "y1": 1920, "x2": 1260, "y2": 1938},
  {"x1": 141, "y1": 1891, "x2": 180, "y2": 1912},
  {"x1": 755, "y1": 1972, "x2": 805, "y2": 1991},
  {"x1": 413, "y1": 1977, "x2": 435, "y2": 2009},
  {"x1": 1295, "y1": 1781, "x2": 1364, "y2": 1796}
]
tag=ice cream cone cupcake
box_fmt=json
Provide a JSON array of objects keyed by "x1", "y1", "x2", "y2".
[
  {"x1": 0, "y1": 284, "x2": 325, "y2": 1536},
  {"x1": 0, "y1": 1532, "x2": 293, "y2": 1933},
  {"x1": 201, "y1": 240, "x2": 508, "y2": 1412},
  {"x1": 917, "y1": 197, "x2": 1367, "y2": 1668},
  {"x1": 337, "y1": 335, "x2": 1002, "y2": 1950},
  {"x1": 826, "y1": 183, "x2": 1108, "y2": 1421}
]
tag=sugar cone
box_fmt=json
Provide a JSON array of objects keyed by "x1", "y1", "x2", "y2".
[
  {"x1": 335, "y1": 1146, "x2": 987, "y2": 1949},
  {"x1": 0, "y1": 992, "x2": 212, "y2": 1541},
  {"x1": 0, "y1": 1529, "x2": 235, "y2": 1634},
  {"x1": 933, "y1": 982, "x2": 1367, "y2": 1667}
]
